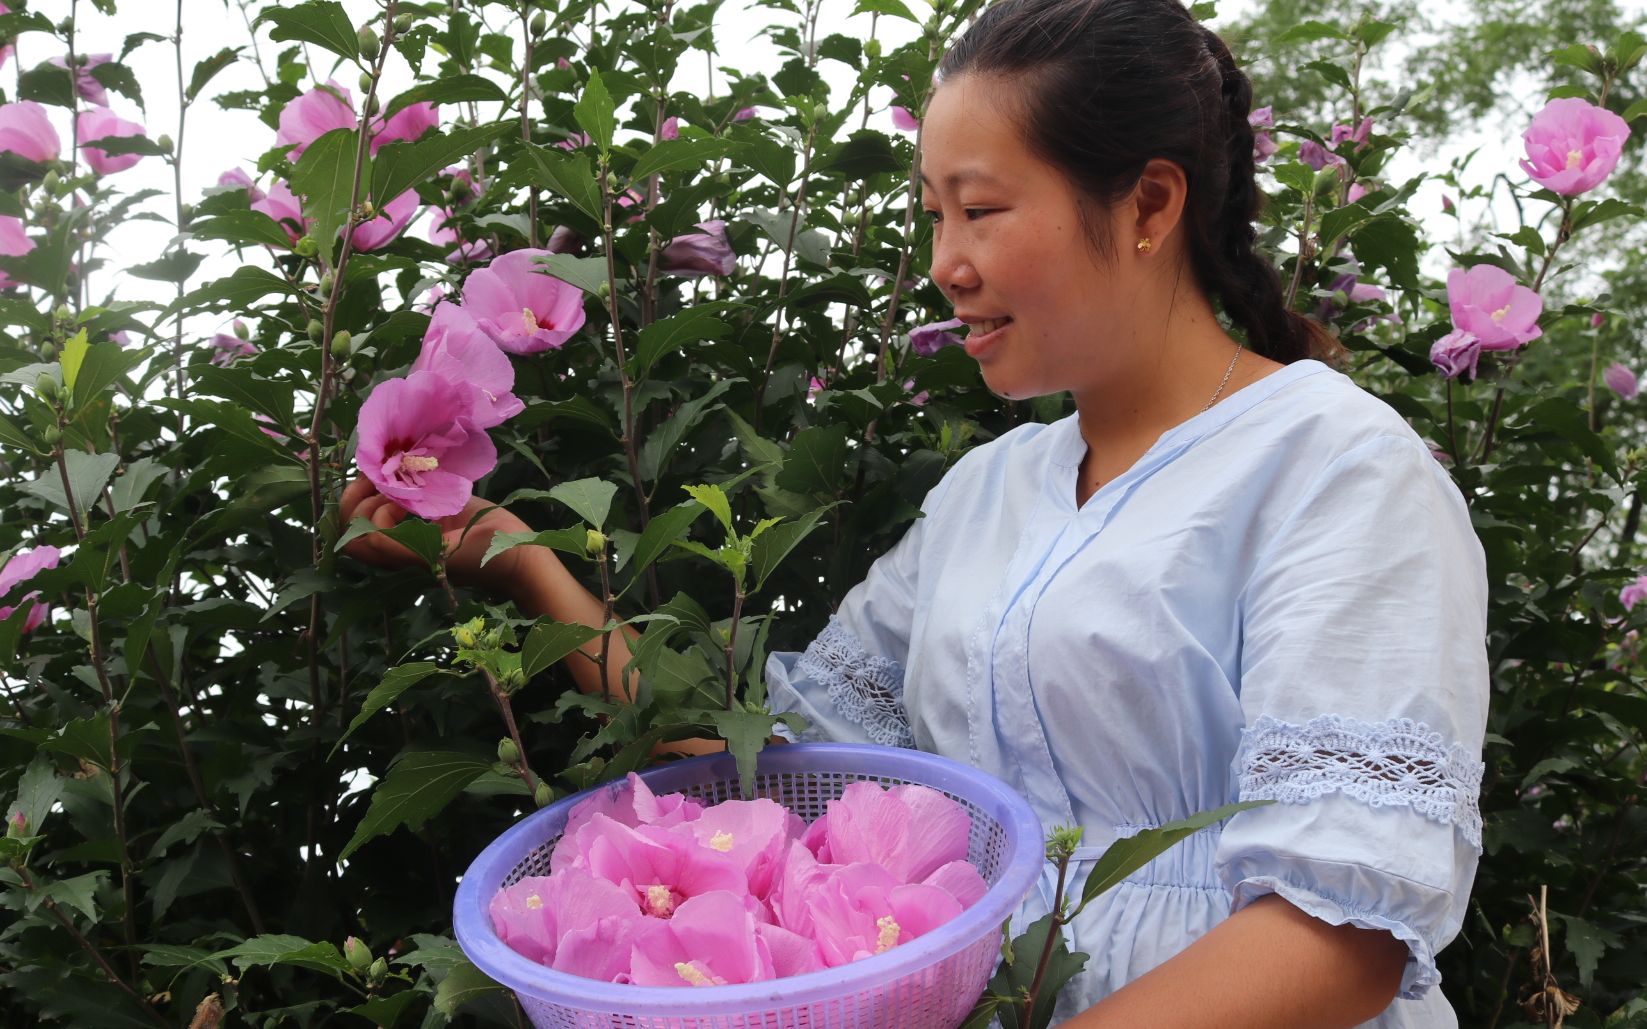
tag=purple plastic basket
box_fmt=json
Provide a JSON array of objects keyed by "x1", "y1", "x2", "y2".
[{"x1": 454, "y1": 742, "x2": 1044, "y2": 1029}]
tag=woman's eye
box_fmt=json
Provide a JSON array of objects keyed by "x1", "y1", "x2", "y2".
[
  {"x1": 964, "y1": 208, "x2": 992, "y2": 221},
  {"x1": 923, "y1": 209, "x2": 943, "y2": 224}
]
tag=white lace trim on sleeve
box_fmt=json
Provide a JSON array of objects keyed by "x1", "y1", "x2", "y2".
[
  {"x1": 794, "y1": 616, "x2": 914, "y2": 748},
  {"x1": 1237, "y1": 714, "x2": 1484, "y2": 851}
]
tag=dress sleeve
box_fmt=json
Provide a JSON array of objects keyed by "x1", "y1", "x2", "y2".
[
  {"x1": 764, "y1": 477, "x2": 952, "y2": 748},
  {"x1": 1213, "y1": 434, "x2": 1489, "y2": 1000}
]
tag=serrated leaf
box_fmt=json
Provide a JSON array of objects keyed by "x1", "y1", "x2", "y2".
[
  {"x1": 478, "y1": 527, "x2": 590, "y2": 568},
  {"x1": 332, "y1": 662, "x2": 446, "y2": 757},
  {"x1": 549, "y1": 477, "x2": 619, "y2": 529},
  {"x1": 573, "y1": 69, "x2": 616, "y2": 153},
  {"x1": 631, "y1": 137, "x2": 737, "y2": 180},
  {"x1": 59, "y1": 329, "x2": 89, "y2": 393},
  {"x1": 370, "y1": 122, "x2": 506, "y2": 216},
  {"x1": 23, "y1": 450, "x2": 120, "y2": 513},
  {"x1": 709, "y1": 709, "x2": 779, "y2": 797},
  {"x1": 990, "y1": 913, "x2": 1088, "y2": 1029},
  {"x1": 775, "y1": 424, "x2": 848, "y2": 497},
  {"x1": 432, "y1": 959, "x2": 506, "y2": 1017},
  {"x1": 71, "y1": 339, "x2": 145, "y2": 410},
  {"x1": 521, "y1": 619, "x2": 606, "y2": 679},
  {"x1": 149, "y1": 808, "x2": 223, "y2": 859},
  {"x1": 9, "y1": 756, "x2": 63, "y2": 836},
  {"x1": 748, "y1": 508, "x2": 829, "y2": 593},
  {"x1": 638, "y1": 378, "x2": 737, "y2": 482},
  {"x1": 682, "y1": 484, "x2": 733, "y2": 537},
  {"x1": 384, "y1": 75, "x2": 506, "y2": 118},
  {"x1": 292, "y1": 127, "x2": 360, "y2": 262},
  {"x1": 192, "y1": 210, "x2": 297, "y2": 251},
  {"x1": 171, "y1": 265, "x2": 296, "y2": 314},
  {"x1": 0, "y1": 411, "x2": 40, "y2": 454},
  {"x1": 850, "y1": 0, "x2": 922, "y2": 23},
  {"x1": 619, "y1": 501, "x2": 705, "y2": 581},
  {"x1": 634, "y1": 307, "x2": 729, "y2": 379},
  {"x1": 216, "y1": 934, "x2": 353, "y2": 977},
  {"x1": 1276, "y1": 20, "x2": 1348, "y2": 44},
  {"x1": 187, "y1": 47, "x2": 241, "y2": 102},
  {"x1": 258, "y1": 1, "x2": 359, "y2": 61},
  {"x1": 523, "y1": 143, "x2": 602, "y2": 222},
  {"x1": 1075, "y1": 800, "x2": 1271, "y2": 910},
  {"x1": 531, "y1": 251, "x2": 608, "y2": 297},
  {"x1": 1555, "y1": 913, "x2": 1619, "y2": 988},
  {"x1": 337, "y1": 752, "x2": 491, "y2": 862}
]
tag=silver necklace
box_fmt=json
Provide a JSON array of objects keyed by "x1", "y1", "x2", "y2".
[{"x1": 1201, "y1": 344, "x2": 1245, "y2": 412}]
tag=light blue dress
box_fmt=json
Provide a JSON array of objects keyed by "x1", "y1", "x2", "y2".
[{"x1": 765, "y1": 360, "x2": 1488, "y2": 1027}]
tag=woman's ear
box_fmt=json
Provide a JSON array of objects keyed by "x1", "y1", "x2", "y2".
[{"x1": 1131, "y1": 158, "x2": 1190, "y2": 251}]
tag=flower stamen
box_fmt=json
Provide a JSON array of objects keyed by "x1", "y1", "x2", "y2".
[{"x1": 874, "y1": 914, "x2": 901, "y2": 954}]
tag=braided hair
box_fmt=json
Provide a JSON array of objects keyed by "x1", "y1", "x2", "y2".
[{"x1": 937, "y1": 0, "x2": 1330, "y2": 363}]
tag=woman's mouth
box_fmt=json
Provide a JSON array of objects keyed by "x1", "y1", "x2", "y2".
[{"x1": 964, "y1": 317, "x2": 1013, "y2": 358}]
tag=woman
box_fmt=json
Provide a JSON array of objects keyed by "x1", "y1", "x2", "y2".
[{"x1": 344, "y1": 0, "x2": 1488, "y2": 1024}]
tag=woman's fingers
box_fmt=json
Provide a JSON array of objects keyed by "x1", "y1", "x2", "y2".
[
  {"x1": 339, "y1": 475, "x2": 377, "y2": 524},
  {"x1": 340, "y1": 495, "x2": 418, "y2": 567}
]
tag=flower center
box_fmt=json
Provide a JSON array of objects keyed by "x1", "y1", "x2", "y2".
[
  {"x1": 399, "y1": 453, "x2": 439, "y2": 474},
  {"x1": 1566, "y1": 149, "x2": 1584, "y2": 169},
  {"x1": 674, "y1": 961, "x2": 721, "y2": 986},
  {"x1": 522, "y1": 306, "x2": 556, "y2": 332},
  {"x1": 708, "y1": 831, "x2": 735, "y2": 852},
  {"x1": 874, "y1": 914, "x2": 901, "y2": 954},
  {"x1": 644, "y1": 884, "x2": 676, "y2": 918},
  {"x1": 524, "y1": 893, "x2": 543, "y2": 910},
  {"x1": 1489, "y1": 304, "x2": 1511, "y2": 323}
]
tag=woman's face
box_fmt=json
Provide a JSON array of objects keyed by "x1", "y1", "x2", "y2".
[{"x1": 920, "y1": 75, "x2": 1137, "y2": 401}]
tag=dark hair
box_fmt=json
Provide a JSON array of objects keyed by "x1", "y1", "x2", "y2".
[{"x1": 938, "y1": 0, "x2": 1331, "y2": 363}]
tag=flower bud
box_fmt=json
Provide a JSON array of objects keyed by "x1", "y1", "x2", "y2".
[
  {"x1": 36, "y1": 373, "x2": 59, "y2": 400},
  {"x1": 394, "y1": 12, "x2": 414, "y2": 34},
  {"x1": 330, "y1": 330, "x2": 352, "y2": 359},
  {"x1": 318, "y1": 273, "x2": 335, "y2": 296},
  {"x1": 367, "y1": 957, "x2": 387, "y2": 984},
  {"x1": 364, "y1": 93, "x2": 380, "y2": 116},
  {"x1": 812, "y1": 103, "x2": 830, "y2": 124},
  {"x1": 39, "y1": 342, "x2": 56, "y2": 361},
  {"x1": 41, "y1": 424, "x2": 61, "y2": 446},
  {"x1": 306, "y1": 318, "x2": 325, "y2": 342},
  {"x1": 156, "y1": 134, "x2": 174, "y2": 154},
  {"x1": 585, "y1": 528, "x2": 607, "y2": 558},
  {"x1": 497, "y1": 738, "x2": 520, "y2": 764},
  {"x1": 53, "y1": 304, "x2": 72, "y2": 324},
  {"x1": 294, "y1": 235, "x2": 320, "y2": 258},
  {"x1": 343, "y1": 936, "x2": 372, "y2": 971},
  {"x1": 453, "y1": 617, "x2": 485, "y2": 649},
  {"x1": 498, "y1": 666, "x2": 526, "y2": 693},
  {"x1": 865, "y1": 38, "x2": 882, "y2": 59},
  {"x1": 597, "y1": 281, "x2": 611, "y2": 300},
  {"x1": 42, "y1": 170, "x2": 60, "y2": 193},
  {"x1": 535, "y1": 782, "x2": 554, "y2": 807},
  {"x1": 232, "y1": 318, "x2": 250, "y2": 340},
  {"x1": 530, "y1": 11, "x2": 547, "y2": 35},
  {"x1": 7, "y1": 811, "x2": 26, "y2": 839},
  {"x1": 357, "y1": 25, "x2": 380, "y2": 60},
  {"x1": 358, "y1": 71, "x2": 374, "y2": 95},
  {"x1": 1592, "y1": 312, "x2": 1605, "y2": 329}
]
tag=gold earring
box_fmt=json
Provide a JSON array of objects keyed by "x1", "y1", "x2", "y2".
[{"x1": 1136, "y1": 237, "x2": 1152, "y2": 253}]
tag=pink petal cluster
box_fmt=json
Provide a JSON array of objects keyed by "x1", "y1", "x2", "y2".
[
  {"x1": 0, "y1": 2, "x2": 11, "y2": 70},
  {"x1": 78, "y1": 107, "x2": 148, "y2": 176},
  {"x1": 910, "y1": 318, "x2": 965, "y2": 356},
  {"x1": 0, "y1": 101, "x2": 62, "y2": 163},
  {"x1": 1603, "y1": 362, "x2": 1638, "y2": 401},
  {"x1": 355, "y1": 370, "x2": 498, "y2": 518},
  {"x1": 1519, "y1": 97, "x2": 1631, "y2": 196},
  {"x1": 278, "y1": 83, "x2": 441, "y2": 161},
  {"x1": 48, "y1": 53, "x2": 112, "y2": 106},
  {"x1": 461, "y1": 248, "x2": 587, "y2": 353},
  {"x1": 1621, "y1": 574, "x2": 1647, "y2": 612},
  {"x1": 891, "y1": 106, "x2": 919, "y2": 133},
  {"x1": 209, "y1": 332, "x2": 257, "y2": 366},
  {"x1": 1249, "y1": 106, "x2": 1276, "y2": 162},
  {"x1": 0, "y1": 216, "x2": 35, "y2": 289},
  {"x1": 0, "y1": 545, "x2": 61, "y2": 633},
  {"x1": 351, "y1": 189, "x2": 420, "y2": 252},
  {"x1": 1429, "y1": 265, "x2": 1543, "y2": 380},
  {"x1": 490, "y1": 775, "x2": 987, "y2": 985},
  {"x1": 659, "y1": 116, "x2": 680, "y2": 140},
  {"x1": 658, "y1": 220, "x2": 735, "y2": 278}
]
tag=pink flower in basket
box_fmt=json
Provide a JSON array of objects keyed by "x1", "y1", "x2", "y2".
[
  {"x1": 488, "y1": 867, "x2": 639, "y2": 974},
  {"x1": 804, "y1": 861, "x2": 964, "y2": 967},
  {"x1": 550, "y1": 772, "x2": 703, "y2": 875},
  {"x1": 809, "y1": 781, "x2": 972, "y2": 881},
  {"x1": 630, "y1": 891, "x2": 820, "y2": 986},
  {"x1": 575, "y1": 814, "x2": 747, "y2": 918},
  {"x1": 686, "y1": 797, "x2": 804, "y2": 897}
]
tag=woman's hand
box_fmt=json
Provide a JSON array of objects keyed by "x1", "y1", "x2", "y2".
[{"x1": 338, "y1": 476, "x2": 535, "y2": 595}]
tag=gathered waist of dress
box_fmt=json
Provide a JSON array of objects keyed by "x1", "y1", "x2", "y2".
[{"x1": 1052, "y1": 824, "x2": 1227, "y2": 893}]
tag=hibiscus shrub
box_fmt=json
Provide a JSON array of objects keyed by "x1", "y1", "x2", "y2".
[{"x1": 0, "y1": 1, "x2": 1644, "y2": 1026}]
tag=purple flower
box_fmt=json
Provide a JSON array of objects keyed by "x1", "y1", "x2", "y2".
[
  {"x1": 356, "y1": 370, "x2": 498, "y2": 518},
  {"x1": 78, "y1": 108, "x2": 148, "y2": 176},
  {"x1": 659, "y1": 220, "x2": 735, "y2": 278},
  {"x1": 1442, "y1": 195, "x2": 1455, "y2": 214},
  {"x1": 209, "y1": 333, "x2": 258, "y2": 366},
  {"x1": 733, "y1": 107, "x2": 756, "y2": 122},
  {"x1": 369, "y1": 101, "x2": 439, "y2": 154},
  {"x1": 659, "y1": 116, "x2": 680, "y2": 140},
  {"x1": 49, "y1": 53, "x2": 112, "y2": 106},
  {"x1": 1592, "y1": 312, "x2": 1606, "y2": 329},
  {"x1": 1603, "y1": 362, "x2": 1638, "y2": 400},
  {"x1": 276, "y1": 83, "x2": 356, "y2": 160},
  {"x1": 1247, "y1": 106, "x2": 1273, "y2": 130},
  {"x1": 350, "y1": 189, "x2": 420, "y2": 251},
  {"x1": 0, "y1": 101, "x2": 62, "y2": 163},
  {"x1": 903, "y1": 378, "x2": 929, "y2": 406},
  {"x1": 1346, "y1": 182, "x2": 1368, "y2": 204},
  {"x1": 1298, "y1": 140, "x2": 1342, "y2": 170},
  {"x1": 462, "y1": 249, "x2": 587, "y2": 354},
  {"x1": 1446, "y1": 265, "x2": 1542, "y2": 349},
  {"x1": 1329, "y1": 116, "x2": 1373, "y2": 151},
  {"x1": 0, "y1": 545, "x2": 60, "y2": 633},
  {"x1": 250, "y1": 179, "x2": 308, "y2": 243},
  {"x1": 909, "y1": 318, "x2": 965, "y2": 356},
  {"x1": 0, "y1": 216, "x2": 35, "y2": 289},
  {"x1": 412, "y1": 302, "x2": 523, "y2": 429},
  {"x1": 1430, "y1": 329, "x2": 1483, "y2": 381},
  {"x1": 891, "y1": 106, "x2": 919, "y2": 132},
  {"x1": 1519, "y1": 97, "x2": 1631, "y2": 196},
  {"x1": 1252, "y1": 131, "x2": 1277, "y2": 163},
  {"x1": 217, "y1": 167, "x2": 266, "y2": 202},
  {"x1": 1621, "y1": 574, "x2": 1647, "y2": 611},
  {"x1": 556, "y1": 131, "x2": 592, "y2": 151}
]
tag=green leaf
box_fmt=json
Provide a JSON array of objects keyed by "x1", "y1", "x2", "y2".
[
  {"x1": 478, "y1": 527, "x2": 591, "y2": 568},
  {"x1": 346, "y1": 991, "x2": 423, "y2": 1027},
  {"x1": 291, "y1": 126, "x2": 360, "y2": 262},
  {"x1": 171, "y1": 266, "x2": 296, "y2": 313},
  {"x1": 638, "y1": 378, "x2": 737, "y2": 482},
  {"x1": 331, "y1": 662, "x2": 447, "y2": 757},
  {"x1": 521, "y1": 619, "x2": 605, "y2": 679},
  {"x1": 71, "y1": 339, "x2": 145, "y2": 410},
  {"x1": 619, "y1": 500, "x2": 705, "y2": 580},
  {"x1": 335, "y1": 516, "x2": 444, "y2": 570},
  {"x1": 337, "y1": 752, "x2": 492, "y2": 862},
  {"x1": 257, "y1": 1, "x2": 360, "y2": 62},
  {"x1": 216, "y1": 934, "x2": 354, "y2": 977},
  {"x1": 851, "y1": 0, "x2": 922, "y2": 24},
  {"x1": 59, "y1": 329, "x2": 89, "y2": 393},
  {"x1": 1624, "y1": 98, "x2": 1647, "y2": 124},
  {"x1": 1554, "y1": 913, "x2": 1620, "y2": 988},
  {"x1": 682, "y1": 484, "x2": 733, "y2": 537},
  {"x1": 41, "y1": 711, "x2": 115, "y2": 769},
  {"x1": 0, "y1": 411, "x2": 42, "y2": 454},
  {"x1": 109, "y1": 457, "x2": 166, "y2": 512},
  {"x1": 709, "y1": 708, "x2": 779, "y2": 797},
  {"x1": 776, "y1": 424, "x2": 849, "y2": 497},
  {"x1": 1275, "y1": 20, "x2": 1348, "y2": 44},
  {"x1": 989, "y1": 913, "x2": 1089, "y2": 1029},
  {"x1": 1572, "y1": 198, "x2": 1645, "y2": 232},
  {"x1": 523, "y1": 143, "x2": 603, "y2": 223},
  {"x1": 1076, "y1": 800, "x2": 1271, "y2": 911},
  {"x1": 573, "y1": 69, "x2": 616, "y2": 153},
  {"x1": 549, "y1": 477, "x2": 619, "y2": 529},
  {"x1": 748, "y1": 508, "x2": 829, "y2": 593},
  {"x1": 631, "y1": 137, "x2": 738, "y2": 180},
  {"x1": 23, "y1": 450, "x2": 120, "y2": 513},
  {"x1": 192, "y1": 210, "x2": 298, "y2": 251},
  {"x1": 432, "y1": 959, "x2": 507, "y2": 1017},
  {"x1": 128, "y1": 248, "x2": 205, "y2": 283},
  {"x1": 370, "y1": 122, "x2": 506, "y2": 215},
  {"x1": 9, "y1": 755, "x2": 63, "y2": 836},
  {"x1": 531, "y1": 251, "x2": 608, "y2": 297},
  {"x1": 187, "y1": 47, "x2": 241, "y2": 102},
  {"x1": 149, "y1": 808, "x2": 223, "y2": 859},
  {"x1": 384, "y1": 75, "x2": 506, "y2": 118},
  {"x1": 634, "y1": 307, "x2": 730, "y2": 379},
  {"x1": 30, "y1": 872, "x2": 105, "y2": 923}
]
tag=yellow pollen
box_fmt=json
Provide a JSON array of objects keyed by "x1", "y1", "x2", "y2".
[
  {"x1": 874, "y1": 915, "x2": 901, "y2": 954},
  {"x1": 521, "y1": 307, "x2": 540, "y2": 333},
  {"x1": 1566, "y1": 149, "x2": 1584, "y2": 169},
  {"x1": 708, "y1": 830, "x2": 735, "y2": 852},
  {"x1": 675, "y1": 961, "x2": 714, "y2": 986},
  {"x1": 399, "y1": 454, "x2": 439, "y2": 473},
  {"x1": 645, "y1": 884, "x2": 675, "y2": 917},
  {"x1": 1490, "y1": 304, "x2": 1512, "y2": 323},
  {"x1": 525, "y1": 894, "x2": 543, "y2": 909}
]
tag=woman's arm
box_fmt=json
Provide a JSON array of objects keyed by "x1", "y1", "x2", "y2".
[{"x1": 1064, "y1": 893, "x2": 1408, "y2": 1028}]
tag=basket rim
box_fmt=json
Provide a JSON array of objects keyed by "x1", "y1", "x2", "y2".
[{"x1": 453, "y1": 742, "x2": 1044, "y2": 1015}]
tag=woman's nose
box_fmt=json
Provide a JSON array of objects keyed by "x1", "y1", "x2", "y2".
[{"x1": 930, "y1": 233, "x2": 980, "y2": 298}]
